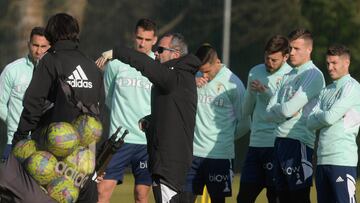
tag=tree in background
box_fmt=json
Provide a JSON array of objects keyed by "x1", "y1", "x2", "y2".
[
  {"x1": 2, "y1": 0, "x2": 360, "y2": 172},
  {"x1": 14, "y1": 0, "x2": 45, "y2": 57},
  {"x1": 0, "y1": 0, "x2": 88, "y2": 72},
  {"x1": 303, "y1": 0, "x2": 360, "y2": 83}
]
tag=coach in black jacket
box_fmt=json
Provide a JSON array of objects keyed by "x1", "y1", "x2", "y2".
[
  {"x1": 0, "y1": 13, "x2": 104, "y2": 203},
  {"x1": 98, "y1": 33, "x2": 201, "y2": 203}
]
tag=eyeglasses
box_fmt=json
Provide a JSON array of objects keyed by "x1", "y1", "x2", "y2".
[{"x1": 156, "y1": 46, "x2": 179, "y2": 54}]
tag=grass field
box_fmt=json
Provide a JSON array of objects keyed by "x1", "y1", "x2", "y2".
[{"x1": 110, "y1": 173, "x2": 360, "y2": 203}]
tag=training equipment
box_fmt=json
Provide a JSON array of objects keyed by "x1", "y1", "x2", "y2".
[
  {"x1": 47, "y1": 176, "x2": 79, "y2": 203},
  {"x1": 47, "y1": 122, "x2": 80, "y2": 158},
  {"x1": 96, "y1": 127, "x2": 128, "y2": 176},
  {"x1": 64, "y1": 146, "x2": 96, "y2": 175},
  {"x1": 12, "y1": 139, "x2": 37, "y2": 162},
  {"x1": 73, "y1": 115, "x2": 102, "y2": 146},
  {"x1": 25, "y1": 151, "x2": 59, "y2": 185}
]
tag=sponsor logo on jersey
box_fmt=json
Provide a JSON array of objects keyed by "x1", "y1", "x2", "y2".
[
  {"x1": 117, "y1": 77, "x2": 152, "y2": 89},
  {"x1": 198, "y1": 93, "x2": 225, "y2": 107}
]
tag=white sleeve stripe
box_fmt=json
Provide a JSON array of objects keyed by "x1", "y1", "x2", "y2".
[
  {"x1": 301, "y1": 69, "x2": 319, "y2": 90},
  {"x1": 341, "y1": 80, "x2": 355, "y2": 98}
]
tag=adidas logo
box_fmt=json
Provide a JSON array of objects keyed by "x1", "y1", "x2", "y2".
[
  {"x1": 336, "y1": 176, "x2": 344, "y2": 183},
  {"x1": 223, "y1": 182, "x2": 230, "y2": 192},
  {"x1": 67, "y1": 65, "x2": 93, "y2": 88},
  {"x1": 296, "y1": 179, "x2": 303, "y2": 185}
]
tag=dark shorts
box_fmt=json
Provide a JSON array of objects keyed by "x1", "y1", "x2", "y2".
[
  {"x1": 273, "y1": 137, "x2": 313, "y2": 191},
  {"x1": 316, "y1": 165, "x2": 357, "y2": 203},
  {"x1": 1, "y1": 144, "x2": 11, "y2": 163},
  {"x1": 183, "y1": 156, "x2": 233, "y2": 197},
  {"x1": 104, "y1": 143, "x2": 151, "y2": 185},
  {"x1": 240, "y1": 147, "x2": 275, "y2": 187}
]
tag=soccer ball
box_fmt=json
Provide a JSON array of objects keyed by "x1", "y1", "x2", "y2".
[
  {"x1": 64, "y1": 146, "x2": 96, "y2": 175},
  {"x1": 47, "y1": 122, "x2": 80, "y2": 158},
  {"x1": 12, "y1": 139, "x2": 37, "y2": 162},
  {"x1": 25, "y1": 151, "x2": 59, "y2": 185},
  {"x1": 73, "y1": 115, "x2": 102, "y2": 147},
  {"x1": 47, "y1": 176, "x2": 79, "y2": 203}
]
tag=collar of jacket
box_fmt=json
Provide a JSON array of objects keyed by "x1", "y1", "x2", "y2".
[
  {"x1": 49, "y1": 40, "x2": 79, "y2": 53},
  {"x1": 163, "y1": 54, "x2": 201, "y2": 74}
]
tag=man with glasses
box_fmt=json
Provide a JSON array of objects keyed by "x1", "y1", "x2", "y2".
[
  {"x1": 0, "y1": 27, "x2": 50, "y2": 162},
  {"x1": 97, "y1": 33, "x2": 201, "y2": 203},
  {"x1": 155, "y1": 46, "x2": 180, "y2": 62},
  {"x1": 96, "y1": 18, "x2": 157, "y2": 203}
]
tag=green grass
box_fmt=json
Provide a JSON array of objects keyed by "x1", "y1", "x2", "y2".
[{"x1": 111, "y1": 173, "x2": 360, "y2": 202}]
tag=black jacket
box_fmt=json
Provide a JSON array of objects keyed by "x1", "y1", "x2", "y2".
[
  {"x1": 114, "y1": 46, "x2": 201, "y2": 191},
  {"x1": 16, "y1": 40, "x2": 104, "y2": 137}
]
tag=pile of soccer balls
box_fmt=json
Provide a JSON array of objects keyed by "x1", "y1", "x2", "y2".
[{"x1": 12, "y1": 115, "x2": 102, "y2": 203}]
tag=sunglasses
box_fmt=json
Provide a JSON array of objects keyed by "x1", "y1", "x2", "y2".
[{"x1": 156, "y1": 46, "x2": 179, "y2": 54}]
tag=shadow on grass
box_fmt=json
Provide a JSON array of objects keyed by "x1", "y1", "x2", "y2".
[{"x1": 111, "y1": 173, "x2": 358, "y2": 203}]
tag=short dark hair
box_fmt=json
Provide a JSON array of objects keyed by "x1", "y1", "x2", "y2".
[
  {"x1": 195, "y1": 43, "x2": 218, "y2": 65},
  {"x1": 163, "y1": 33, "x2": 188, "y2": 56},
  {"x1": 30, "y1": 27, "x2": 45, "y2": 40},
  {"x1": 265, "y1": 35, "x2": 290, "y2": 56},
  {"x1": 45, "y1": 13, "x2": 80, "y2": 45},
  {"x1": 327, "y1": 44, "x2": 351, "y2": 60},
  {"x1": 288, "y1": 28, "x2": 313, "y2": 45},
  {"x1": 135, "y1": 18, "x2": 157, "y2": 35}
]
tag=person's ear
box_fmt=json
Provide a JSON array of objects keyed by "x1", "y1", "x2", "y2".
[
  {"x1": 344, "y1": 57, "x2": 350, "y2": 68},
  {"x1": 152, "y1": 36, "x2": 158, "y2": 45},
  {"x1": 307, "y1": 45, "x2": 313, "y2": 55},
  {"x1": 173, "y1": 51, "x2": 181, "y2": 59},
  {"x1": 283, "y1": 54, "x2": 289, "y2": 62}
]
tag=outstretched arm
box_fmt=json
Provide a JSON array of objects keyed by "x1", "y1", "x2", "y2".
[{"x1": 113, "y1": 46, "x2": 178, "y2": 92}]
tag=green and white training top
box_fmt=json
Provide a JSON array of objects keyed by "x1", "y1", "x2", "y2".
[
  {"x1": 243, "y1": 62, "x2": 292, "y2": 147},
  {"x1": 307, "y1": 74, "x2": 360, "y2": 166},
  {"x1": 193, "y1": 65, "x2": 250, "y2": 159},
  {"x1": 104, "y1": 52, "x2": 155, "y2": 144},
  {"x1": 265, "y1": 60, "x2": 325, "y2": 148},
  {"x1": 0, "y1": 56, "x2": 34, "y2": 144}
]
